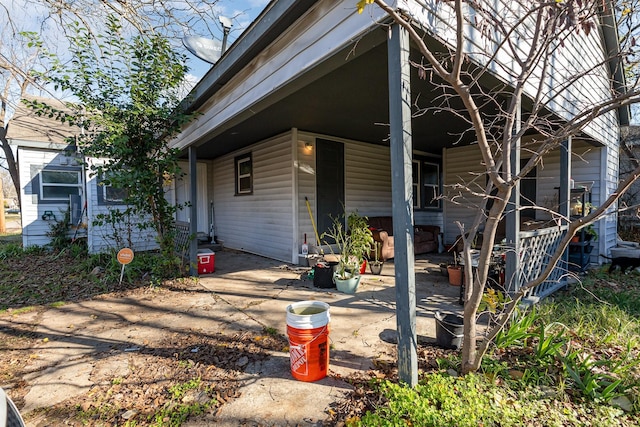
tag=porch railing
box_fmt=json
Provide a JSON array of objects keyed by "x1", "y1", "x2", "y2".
[{"x1": 516, "y1": 224, "x2": 569, "y2": 300}]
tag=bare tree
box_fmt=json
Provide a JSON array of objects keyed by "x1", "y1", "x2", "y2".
[
  {"x1": 1, "y1": 0, "x2": 251, "y2": 206},
  {"x1": 359, "y1": 0, "x2": 640, "y2": 373},
  {"x1": 0, "y1": 7, "x2": 53, "y2": 205}
]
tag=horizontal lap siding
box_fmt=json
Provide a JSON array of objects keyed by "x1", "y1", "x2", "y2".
[
  {"x1": 213, "y1": 134, "x2": 294, "y2": 262},
  {"x1": 85, "y1": 158, "x2": 158, "y2": 254},
  {"x1": 344, "y1": 140, "x2": 444, "y2": 229},
  {"x1": 19, "y1": 148, "x2": 81, "y2": 248},
  {"x1": 442, "y1": 145, "x2": 485, "y2": 245},
  {"x1": 174, "y1": 1, "x2": 388, "y2": 149},
  {"x1": 403, "y1": 0, "x2": 618, "y2": 147},
  {"x1": 297, "y1": 133, "x2": 318, "y2": 251},
  {"x1": 447, "y1": 141, "x2": 609, "y2": 263},
  {"x1": 345, "y1": 141, "x2": 393, "y2": 215}
]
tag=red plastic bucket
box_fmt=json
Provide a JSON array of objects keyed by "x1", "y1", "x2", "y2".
[{"x1": 285, "y1": 301, "x2": 330, "y2": 382}]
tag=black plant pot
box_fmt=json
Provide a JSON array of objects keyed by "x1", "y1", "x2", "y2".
[{"x1": 369, "y1": 261, "x2": 384, "y2": 275}]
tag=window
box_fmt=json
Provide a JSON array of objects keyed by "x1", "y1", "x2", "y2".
[
  {"x1": 413, "y1": 159, "x2": 441, "y2": 210},
  {"x1": 40, "y1": 170, "x2": 81, "y2": 200},
  {"x1": 235, "y1": 153, "x2": 253, "y2": 195},
  {"x1": 102, "y1": 181, "x2": 128, "y2": 203},
  {"x1": 96, "y1": 173, "x2": 129, "y2": 205}
]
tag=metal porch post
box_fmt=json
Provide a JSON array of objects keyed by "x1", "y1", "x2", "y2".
[
  {"x1": 189, "y1": 146, "x2": 198, "y2": 276},
  {"x1": 505, "y1": 97, "x2": 521, "y2": 294},
  {"x1": 388, "y1": 22, "x2": 417, "y2": 387}
]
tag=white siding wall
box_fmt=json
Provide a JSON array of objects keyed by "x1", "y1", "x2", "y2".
[
  {"x1": 219, "y1": 130, "x2": 447, "y2": 263},
  {"x1": 344, "y1": 140, "x2": 393, "y2": 215},
  {"x1": 213, "y1": 133, "x2": 295, "y2": 262},
  {"x1": 444, "y1": 141, "x2": 612, "y2": 263},
  {"x1": 18, "y1": 148, "x2": 83, "y2": 248},
  {"x1": 442, "y1": 145, "x2": 486, "y2": 245},
  {"x1": 84, "y1": 158, "x2": 157, "y2": 254},
  {"x1": 402, "y1": 0, "x2": 619, "y2": 150},
  {"x1": 175, "y1": 161, "x2": 210, "y2": 235},
  {"x1": 296, "y1": 132, "x2": 319, "y2": 253}
]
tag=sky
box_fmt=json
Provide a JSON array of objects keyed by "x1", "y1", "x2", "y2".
[
  {"x1": 184, "y1": 0, "x2": 270, "y2": 81},
  {"x1": 2, "y1": 0, "x2": 270, "y2": 96}
]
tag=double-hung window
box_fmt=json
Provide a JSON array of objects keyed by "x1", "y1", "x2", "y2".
[
  {"x1": 235, "y1": 153, "x2": 253, "y2": 195},
  {"x1": 412, "y1": 159, "x2": 442, "y2": 210},
  {"x1": 40, "y1": 170, "x2": 82, "y2": 201}
]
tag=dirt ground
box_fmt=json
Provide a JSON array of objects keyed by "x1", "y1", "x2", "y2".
[{"x1": 0, "y1": 249, "x2": 458, "y2": 426}]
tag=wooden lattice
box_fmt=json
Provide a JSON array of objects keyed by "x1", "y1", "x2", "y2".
[
  {"x1": 517, "y1": 225, "x2": 569, "y2": 299},
  {"x1": 174, "y1": 221, "x2": 192, "y2": 260}
]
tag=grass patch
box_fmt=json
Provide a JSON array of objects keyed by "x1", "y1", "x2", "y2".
[{"x1": 347, "y1": 272, "x2": 640, "y2": 426}]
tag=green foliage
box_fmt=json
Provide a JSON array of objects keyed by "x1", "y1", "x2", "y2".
[
  {"x1": 45, "y1": 209, "x2": 73, "y2": 251},
  {"x1": 150, "y1": 378, "x2": 215, "y2": 427},
  {"x1": 494, "y1": 308, "x2": 537, "y2": 348},
  {"x1": 0, "y1": 243, "x2": 27, "y2": 260},
  {"x1": 485, "y1": 288, "x2": 640, "y2": 408},
  {"x1": 357, "y1": 374, "x2": 631, "y2": 426},
  {"x1": 321, "y1": 210, "x2": 373, "y2": 279},
  {"x1": 25, "y1": 15, "x2": 194, "y2": 274},
  {"x1": 478, "y1": 288, "x2": 505, "y2": 313},
  {"x1": 562, "y1": 352, "x2": 626, "y2": 402}
]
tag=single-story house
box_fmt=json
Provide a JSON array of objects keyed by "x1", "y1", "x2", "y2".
[
  {"x1": 7, "y1": 94, "x2": 201, "y2": 254},
  {"x1": 171, "y1": 0, "x2": 627, "y2": 296}
]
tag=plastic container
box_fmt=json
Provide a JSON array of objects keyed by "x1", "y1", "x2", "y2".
[
  {"x1": 313, "y1": 263, "x2": 336, "y2": 288},
  {"x1": 285, "y1": 301, "x2": 330, "y2": 382},
  {"x1": 197, "y1": 249, "x2": 215, "y2": 274},
  {"x1": 435, "y1": 311, "x2": 464, "y2": 350}
]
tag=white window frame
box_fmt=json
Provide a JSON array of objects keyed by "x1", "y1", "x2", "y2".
[
  {"x1": 102, "y1": 183, "x2": 127, "y2": 203},
  {"x1": 39, "y1": 169, "x2": 82, "y2": 201},
  {"x1": 422, "y1": 161, "x2": 440, "y2": 209},
  {"x1": 235, "y1": 154, "x2": 253, "y2": 195},
  {"x1": 412, "y1": 159, "x2": 441, "y2": 210}
]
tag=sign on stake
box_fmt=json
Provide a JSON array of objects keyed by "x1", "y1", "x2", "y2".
[{"x1": 117, "y1": 248, "x2": 134, "y2": 285}]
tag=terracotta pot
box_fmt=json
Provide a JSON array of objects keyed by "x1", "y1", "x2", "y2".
[{"x1": 447, "y1": 265, "x2": 462, "y2": 286}]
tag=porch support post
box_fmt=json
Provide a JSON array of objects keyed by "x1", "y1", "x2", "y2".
[
  {"x1": 505, "y1": 97, "x2": 521, "y2": 294},
  {"x1": 189, "y1": 146, "x2": 198, "y2": 276},
  {"x1": 388, "y1": 22, "x2": 417, "y2": 387},
  {"x1": 559, "y1": 138, "x2": 572, "y2": 273}
]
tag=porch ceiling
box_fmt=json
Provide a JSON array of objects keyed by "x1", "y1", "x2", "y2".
[{"x1": 190, "y1": 33, "x2": 480, "y2": 160}]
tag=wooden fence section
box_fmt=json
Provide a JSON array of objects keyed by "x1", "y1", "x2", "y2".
[{"x1": 517, "y1": 225, "x2": 569, "y2": 301}]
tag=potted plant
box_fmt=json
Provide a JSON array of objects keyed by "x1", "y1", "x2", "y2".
[
  {"x1": 447, "y1": 252, "x2": 463, "y2": 286},
  {"x1": 368, "y1": 241, "x2": 384, "y2": 275},
  {"x1": 321, "y1": 210, "x2": 373, "y2": 293}
]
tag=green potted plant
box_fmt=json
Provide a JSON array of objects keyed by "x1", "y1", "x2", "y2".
[
  {"x1": 585, "y1": 224, "x2": 598, "y2": 242},
  {"x1": 321, "y1": 210, "x2": 373, "y2": 293}
]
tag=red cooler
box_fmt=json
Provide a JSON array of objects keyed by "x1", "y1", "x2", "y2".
[{"x1": 197, "y1": 249, "x2": 215, "y2": 274}]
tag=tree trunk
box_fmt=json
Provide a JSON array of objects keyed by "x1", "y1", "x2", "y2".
[
  {"x1": 460, "y1": 192, "x2": 510, "y2": 374},
  {"x1": 0, "y1": 131, "x2": 20, "y2": 208}
]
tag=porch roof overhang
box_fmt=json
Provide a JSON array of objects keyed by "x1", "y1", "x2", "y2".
[
  {"x1": 177, "y1": 1, "x2": 613, "y2": 161},
  {"x1": 179, "y1": 3, "x2": 482, "y2": 160}
]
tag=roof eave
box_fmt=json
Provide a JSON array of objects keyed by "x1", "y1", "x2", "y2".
[{"x1": 180, "y1": 0, "x2": 319, "y2": 113}]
